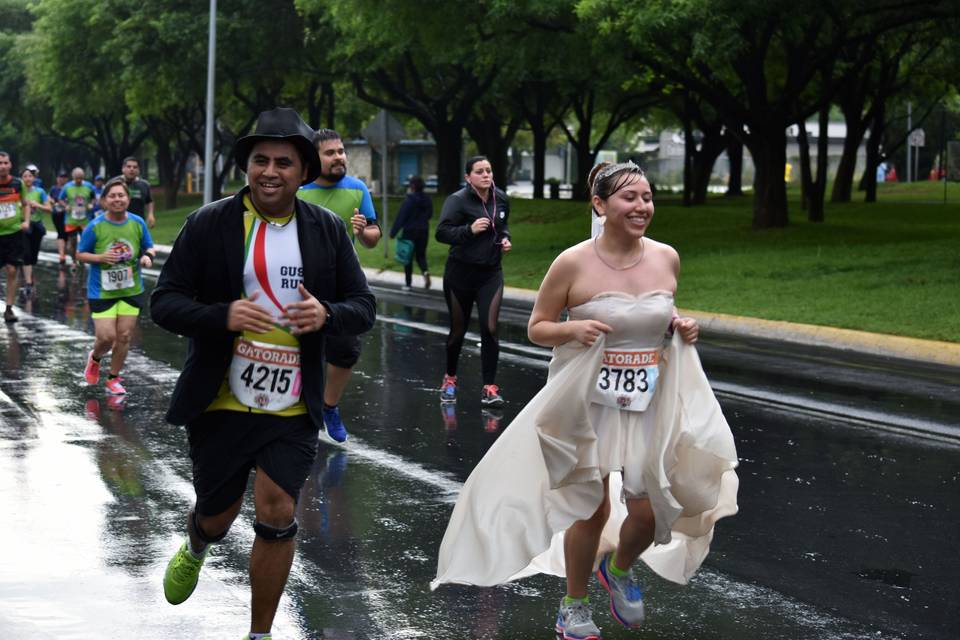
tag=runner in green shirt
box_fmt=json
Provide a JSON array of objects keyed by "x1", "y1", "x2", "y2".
[
  {"x1": 0, "y1": 151, "x2": 29, "y2": 323},
  {"x1": 77, "y1": 177, "x2": 156, "y2": 396}
]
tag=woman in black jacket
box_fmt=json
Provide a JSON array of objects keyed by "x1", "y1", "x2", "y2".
[
  {"x1": 434, "y1": 155, "x2": 511, "y2": 407},
  {"x1": 389, "y1": 175, "x2": 432, "y2": 290}
]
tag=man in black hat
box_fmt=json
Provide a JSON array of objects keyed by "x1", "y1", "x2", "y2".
[{"x1": 151, "y1": 107, "x2": 375, "y2": 640}]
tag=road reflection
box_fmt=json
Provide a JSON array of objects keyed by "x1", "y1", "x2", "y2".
[{"x1": 0, "y1": 261, "x2": 955, "y2": 639}]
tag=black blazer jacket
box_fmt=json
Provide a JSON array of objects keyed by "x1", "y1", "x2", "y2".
[{"x1": 150, "y1": 187, "x2": 376, "y2": 426}]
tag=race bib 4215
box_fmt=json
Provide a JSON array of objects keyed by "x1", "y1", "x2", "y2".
[{"x1": 228, "y1": 338, "x2": 302, "y2": 412}]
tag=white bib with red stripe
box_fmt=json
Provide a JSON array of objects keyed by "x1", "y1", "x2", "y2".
[{"x1": 228, "y1": 215, "x2": 304, "y2": 411}]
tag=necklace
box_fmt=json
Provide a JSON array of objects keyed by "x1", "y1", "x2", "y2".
[
  {"x1": 256, "y1": 211, "x2": 295, "y2": 229},
  {"x1": 472, "y1": 185, "x2": 497, "y2": 229},
  {"x1": 593, "y1": 235, "x2": 644, "y2": 271}
]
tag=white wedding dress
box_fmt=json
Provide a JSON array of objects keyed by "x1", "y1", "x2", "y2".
[{"x1": 432, "y1": 291, "x2": 739, "y2": 589}]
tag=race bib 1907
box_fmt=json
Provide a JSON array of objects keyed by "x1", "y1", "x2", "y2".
[
  {"x1": 101, "y1": 265, "x2": 134, "y2": 291},
  {"x1": 228, "y1": 337, "x2": 302, "y2": 412},
  {"x1": 591, "y1": 349, "x2": 660, "y2": 412}
]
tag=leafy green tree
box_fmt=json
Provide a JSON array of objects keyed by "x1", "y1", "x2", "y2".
[
  {"x1": 831, "y1": 24, "x2": 955, "y2": 203},
  {"x1": 667, "y1": 89, "x2": 734, "y2": 206},
  {"x1": 0, "y1": 0, "x2": 35, "y2": 157},
  {"x1": 465, "y1": 93, "x2": 523, "y2": 188},
  {"x1": 109, "y1": 0, "x2": 210, "y2": 206},
  {"x1": 311, "y1": 0, "x2": 511, "y2": 194},
  {"x1": 486, "y1": 1, "x2": 572, "y2": 197},
  {"x1": 579, "y1": 0, "x2": 952, "y2": 228},
  {"x1": 28, "y1": 0, "x2": 150, "y2": 175},
  {"x1": 794, "y1": 104, "x2": 830, "y2": 222}
]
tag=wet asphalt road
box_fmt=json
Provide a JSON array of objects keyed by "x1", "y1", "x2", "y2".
[{"x1": 0, "y1": 259, "x2": 957, "y2": 640}]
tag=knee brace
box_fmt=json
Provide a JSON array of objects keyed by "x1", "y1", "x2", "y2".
[
  {"x1": 253, "y1": 518, "x2": 299, "y2": 541},
  {"x1": 191, "y1": 509, "x2": 229, "y2": 544}
]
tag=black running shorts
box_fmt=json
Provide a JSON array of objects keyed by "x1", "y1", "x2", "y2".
[
  {"x1": 187, "y1": 410, "x2": 319, "y2": 515},
  {"x1": 0, "y1": 231, "x2": 24, "y2": 267},
  {"x1": 324, "y1": 333, "x2": 362, "y2": 369}
]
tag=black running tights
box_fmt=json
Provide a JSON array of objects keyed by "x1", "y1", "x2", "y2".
[{"x1": 442, "y1": 261, "x2": 504, "y2": 385}]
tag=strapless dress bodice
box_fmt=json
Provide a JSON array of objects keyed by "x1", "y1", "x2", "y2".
[{"x1": 568, "y1": 291, "x2": 674, "y2": 350}]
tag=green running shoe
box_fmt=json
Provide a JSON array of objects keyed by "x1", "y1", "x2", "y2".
[
  {"x1": 163, "y1": 540, "x2": 208, "y2": 604},
  {"x1": 239, "y1": 636, "x2": 272, "y2": 640}
]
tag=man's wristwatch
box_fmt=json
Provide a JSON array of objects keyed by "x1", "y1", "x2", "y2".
[{"x1": 320, "y1": 301, "x2": 334, "y2": 326}]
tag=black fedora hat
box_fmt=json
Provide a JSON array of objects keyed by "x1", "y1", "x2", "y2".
[{"x1": 234, "y1": 107, "x2": 321, "y2": 185}]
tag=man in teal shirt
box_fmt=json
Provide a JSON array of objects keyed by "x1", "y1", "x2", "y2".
[{"x1": 296, "y1": 129, "x2": 381, "y2": 442}]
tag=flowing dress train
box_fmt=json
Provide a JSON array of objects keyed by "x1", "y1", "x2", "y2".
[{"x1": 432, "y1": 291, "x2": 739, "y2": 589}]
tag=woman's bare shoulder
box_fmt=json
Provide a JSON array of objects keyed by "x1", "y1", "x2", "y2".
[
  {"x1": 551, "y1": 239, "x2": 592, "y2": 267},
  {"x1": 645, "y1": 237, "x2": 680, "y2": 259}
]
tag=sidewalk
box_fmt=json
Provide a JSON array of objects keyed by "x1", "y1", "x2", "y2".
[{"x1": 140, "y1": 239, "x2": 960, "y2": 368}]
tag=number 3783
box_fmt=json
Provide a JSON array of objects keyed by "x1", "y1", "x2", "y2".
[{"x1": 598, "y1": 366, "x2": 648, "y2": 393}]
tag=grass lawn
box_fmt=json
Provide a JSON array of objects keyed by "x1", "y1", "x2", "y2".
[{"x1": 150, "y1": 182, "x2": 960, "y2": 343}]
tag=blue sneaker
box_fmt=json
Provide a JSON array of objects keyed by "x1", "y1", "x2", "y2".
[
  {"x1": 322, "y1": 405, "x2": 348, "y2": 443},
  {"x1": 596, "y1": 553, "x2": 645, "y2": 628},
  {"x1": 440, "y1": 374, "x2": 457, "y2": 403}
]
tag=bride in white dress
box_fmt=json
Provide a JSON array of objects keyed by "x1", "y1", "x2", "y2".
[{"x1": 432, "y1": 162, "x2": 739, "y2": 640}]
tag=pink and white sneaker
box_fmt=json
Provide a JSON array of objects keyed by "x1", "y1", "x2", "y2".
[
  {"x1": 84, "y1": 351, "x2": 101, "y2": 385},
  {"x1": 104, "y1": 377, "x2": 126, "y2": 396}
]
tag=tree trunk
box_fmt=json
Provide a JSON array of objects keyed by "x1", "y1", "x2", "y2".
[
  {"x1": 571, "y1": 133, "x2": 593, "y2": 200},
  {"x1": 466, "y1": 109, "x2": 520, "y2": 188},
  {"x1": 682, "y1": 112, "x2": 694, "y2": 207},
  {"x1": 748, "y1": 125, "x2": 789, "y2": 228},
  {"x1": 831, "y1": 120, "x2": 866, "y2": 203},
  {"x1": 433, "y1": 124, "x2": 465, "y2": 195},
  {"x1": 796, "y1": 121, "x2": 812, "y2": 210},
  {"x1": 691, "y1": 129, "x2": 727, "y2": 205},
  {"x1": 306, "y1": 81, "x2": 336, "y2": 130},
  {"x1": 323, "y1": 82, "x2": 335, "y2": 130},
  {"x1": 862, "y1": 101, "x2": 886, "y2": 203},
  {"x1": 154, "y1": 136, "x2": 179, "y2": 210},
  {"x1": 532, "y1": 125, "x2": 547, "y2": 199},
  {"x1": 726, "y1": 138, "x2": 744, "y2": 196},
  {"x1": 809, "y1": 106, "x2": 830, "y2": 222},
  {"x1": 520, "y1": 87, "x2": 554, "y2": 200},
  {"x1": 306, "y1": 80, "x2": 321, "y2": 129}
]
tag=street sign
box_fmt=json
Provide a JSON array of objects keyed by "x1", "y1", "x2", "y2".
[
  {"x1": 362, "y1": 111, "x2": 405, "y2": 151},
  {"x1": 908, "y1": 128, "x2": 925, "y2": 147}
]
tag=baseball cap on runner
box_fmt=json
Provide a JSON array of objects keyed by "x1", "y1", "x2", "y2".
[
  {"x1": 26, "y1": 164, "x2": 39, "y2": 174},
  {"x1": 234, "y1": 107, "x2": 321, "y2": 185}
]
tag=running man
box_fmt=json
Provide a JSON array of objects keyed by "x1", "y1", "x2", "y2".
[
  {"x1": 48, "y1": 171, "x2": 70, "y2": 265},
  {"x1": 151, "y1": 108, "x2": 375, "y2": 640},
  {"x1": 117, "y1": 156, "x2": 155, "y2": 228},
  {"x1": 20, "y1": 167, "x2": 51, "y2": 296},
  {"x1": 0, "y1": 151, "x2": 29, "y2": 323},
  {"x1": 58, "y1": 167, "x2": 97, "y2": 267},
  {"x1": 77, "y1": 177, "x2": 155, "y2": 396},
  {"x1": 90, "y1": 175, "x2": 106, "y2": 219},
  {"x1": 296, "y1": 128, "x2": 381, "y2": 442}
]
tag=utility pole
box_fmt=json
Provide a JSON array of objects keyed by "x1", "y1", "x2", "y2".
[
  {"x1": 906, "y1": 101, "x2": 912, "y2": 183},
  {"x1": 381, "y1": 110, "x2": 389, "y2": 259},
  {"x1": 203, "y1": 0, "x2": 217, "y2": 204}
]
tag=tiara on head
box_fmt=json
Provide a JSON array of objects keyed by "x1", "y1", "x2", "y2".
[{"x1": 592, "y1": 160, "x2": 645, "y2": 195}]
